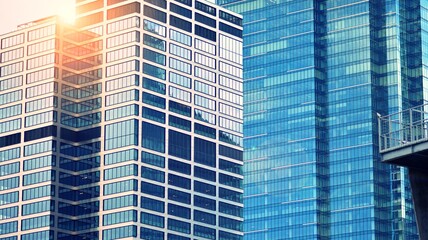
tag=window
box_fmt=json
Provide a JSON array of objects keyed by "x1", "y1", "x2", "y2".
[
  {"x1": 105, "y1": 89, "x2": 139, "y2": 106},
  {"x1": 169, "y1": 86, "x2": 191, "y2": 102},
  {"x1": 0, "y1": 75, "x2": 22, "y2": 92},
  {"x1": 194, "y1": 210, "x2": 216, "y2": 225},
  {"x1": 106, "y1": 74, "x2": 139, "y2": 92},
  {"x1": 142, "y1": 107, "x2": 166, "y2": 123},
  {"x1": 195, "y1": 25, "x2": 216, "y2": 41},
  {"x1": 103, "y1": 225, "x2": 137, "y2": 240},
  {"x1": 142, "y1": 92, "x2": 166, "y2": 109},
  {"x1": 219, "y1": 34, "x2": 242, "y2": 64},
  {"x1": 107, "y1": 45, "x2": 139, "y2": 63},
  {"x1": 104, "y1": 179, "x2": 138, "y2": 195},
  {"x1": 195, "y1": 66, "x2": 215, "y2": 83},
  {"x1": 105, "y1": 149, "x2": 138, "y2": 165},
  {"x1": 194, "y1": 138, "x2": 216, "y2": 167},
  {"x1": 168, "y1": 189, "x2": 191, "y2": 204},
  {"x1": 107, "y1": 16, "x2": 140, "y2": 34},
  {"x1": 169, "y1": 100, "x2": 191, "y2": 117},
  {"x1": 194, "y1": 225, "x2": 216, "y2": 239},
  {"x1": 145, "y1": 0, "x2": 166, "y2": 8},
  {"x1": 195, "y1": 94, "x2": 216, "y2": 110},
  {"x1": 170, "y1": 3, "x2": 192, "y2": 18},
  {"x1": 141, "y1": 181, "x2": 165, "y2": 198},
  {"x1": 170, "y1": 15, "x2": 192, "y2": 32},
  {"x1": 195, "y1": 1, "x2": 216, "y2": 16},
  {"x1": 0, "y1": 62, "x2": 23, "y2": 77},
  {"x1": 219, "y1": 61, "x2": 242, "y2": 78},
  {"x1": 106, "y1": 60, "x2": 139, "y2": 77},
  {"x1": 195, "y1": 13, "x2": 216, "y2": 28},
  {"x1": 141, "y1": 212, "x2": 164, "y2": 228},
  {"x1": 105, "y1": 104, "x2": 139, "y2": 121},
  {"x1": 143, "y1": 77, "x2": 166, "y2": 95},
  {"x1": 168, "y1": 130, "x2": 191, "y2": 160},
  {"x1": 143, "y1": 63, "x2": 166, "y2": 80},
  {"x1": 105, "y1": 119, "x2": 139, "y2": 150},
  {"x1": 219, "y1": 117, "x2": 243, "y2": 133},
  {"x1": 195, "y1": 81, "x2": 215, "y2": 96},
  {"x1": 168, "y1": 159, "x2": 190, "y2": 175},
  {"x1": 194, "y1": 166, "x2": 216, "y2": 182},
  {"x1": 141, "y1": 166, "x2": 165, "y2": 183},
  {"x1": 103, "y1": 210, "x2": 137, "y2": 226},
  {"x1": 1, "y1": 47, "x2": 23, "y2": 63},
  {"x1": 142, "y1": 151, "x2": 165, "y2": 168},
  {"x1": 143, "y1": 19, "x2": 166, "y2": 37},
  {"x1": 23, "y1": 155, "x2": 55, "y2": 171},
  {"x1": 169, "y1": 115, "x2": 191, "y2": 131},
  {"x1": 107, "y1": 2, "x2": 141, "y2": 20},
  {"x1": 142, "y1": 122, "x2": 165, "y2": 153},
  {"x1": 195, "y1": 108, "x2": 216, "y2": 125},
  {"x1": 194, "y1": 195, "x2": 216, "y2": 211},
  {"x1": 27, "y1": 68, "x2": 56, "y2": 84},
  {"x1": 1, "y1": 34, "x2": 24, "y2": 49},
  {"x1": 168, "y1": 219, "x2": 190, "y2": 234},
  {"x1": 144, "y1": 5, "x2": 166, "y2": 23},
  {"x1": 107, "y1": 31, "x2": 140, "y2": 49},
  {"x1": 170, "y1": 58, "x2": 191, "y2": 74},
  {"x1": 219, "y1": 75, "x2": 242, "y2": 92},
  {"x1": 28, "y1": 25, "x2": 56, "y2": 41},
  {"x1": 194, "y1": 181, "x2": 216, "y2": 196},
  {"x1": 219, "y1": 22, "x2": 242, "y2": 38},
  {"x1": 170, "y1": 29, "x2": 191, "y2": 46},
  {"x1": 22, "y1": 200, "x2": 54, "y2": 215},
  {"x1": 143, "y1": 34, "x2": 166, "y2": 51},
  {"x1": 141, "y1": 196, "x2": 164, "y2": 213},
  {"x1": 219, "y1": 10, "x2": 242, "y2": 26},
  {"x1": 168, "y1": 203, "x2": 190, "y2": 219},
  {"x1": 26, "y1": 82, "x2": 57, "y2": 99},
  {"x1": 27, "y1": 39, "x2": 55, "y2": 56},
  {"x1": 27, "y1": 53, "x2": 56, "y2": 70},
  {"x1": 194, "y1": 123, "x2": 216, "y2": 139},
  {"x1": 103, "y1": 194, "x2": 138, "y2": 211},
  {"x1": 170, "y1": 43, "x2": 191, "y2": 60},
  {"x1": 104, "y1": 164, "x2": 138, "y2": 180},
  {"x1": 219, "y1": 103, "x2": 243, "y2": 119},
  {"x1": 143, "y1": 48, "x2": 166, "y2": 65},
  {"x1": 195, "y1": 38, "x2": 216, "y2": 55},
  {"x1": 169, "y1": 72, "x2": 191, "y2": 88}
]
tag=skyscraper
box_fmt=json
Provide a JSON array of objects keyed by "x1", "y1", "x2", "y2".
[
  {"x1": 0, "y1": 0, "x2": 243, "y2": 239},
  {"x1": 218, "y1": 0, "x2": 421, "y2": 239}
]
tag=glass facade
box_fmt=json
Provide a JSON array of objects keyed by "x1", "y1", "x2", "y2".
[
  {"x1": 0, "y1": 0, "x2": 243, "y2": 239},
  {"x1": 218, "y1": 0, "x2": 421, "y2": 239}
]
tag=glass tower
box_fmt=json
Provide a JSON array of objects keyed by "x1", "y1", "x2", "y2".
[
  {"x1": 0, "y1": 0, "x2": 243, "y2": 239},
  {"x1": 218, "y1": 0, "x2": 422, "y2": 239}
]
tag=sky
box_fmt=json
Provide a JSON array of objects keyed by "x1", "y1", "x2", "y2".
[{"x1": 0, "y1": 0, "x2": 75, "y2": 35}]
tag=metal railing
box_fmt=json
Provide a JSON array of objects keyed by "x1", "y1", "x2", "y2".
[{"x1": 379, "y1": 104, "x2": 428, "y2": 152}]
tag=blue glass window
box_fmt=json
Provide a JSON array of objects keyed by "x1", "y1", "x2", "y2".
[
  {"x1": 169, "y1": 115, "x2": 191, "y2": 131},
  {"x1": 104, "y1": 149, "x2": 138, "y2": 165},
  {"x1": 141, "y1": 181, "x2": 165, "y2": 198},
  {"x1": 170, "y1": 3, "x2": 192, "y2": 18},
  {"x1": 142, "y1": 122, "x2": 165, "y2": 153},
  {"x1": 168, "y1": 130, "x2": 191, "y2": 160},
  {"x1": 142, "y1": 107, "x2": 166, "y2": 123},
  {"x1": 170, "y1": 16, "x2": 192, "y2": 33},
  {"x1": 195, "y1": 25, "x2": 216, "y2": 42},
  {"x1": 141, "y1": 212, "x2": 164, "y2": 228},
  {"x1": 142, "y1": 151, "x2": 165, "y2": 168},
  {"x1": 194, "y1": 166, "x2": 216, "y2": 182},
  {"x1": 141, "y1": 196, "x2": 165, "y2": 213},
  {"x1": 143, "y1": 77, "x2": 166, "y2": 94},
  {"x1": 103, "y1": 210, "x2": 137, "y2": 226},
  {"x1": 194, "y1": 181, "x2": 216, "y2": 196},
  {"x1": 168, "y1": 203, "x2": 190, "y2": 219},
  {"x1": 140, "y1": 227, "x2": 164, "y2": 240},
  {"x1": 103, "y1": 225, "x2": 137, "y2": 240},
  {"x1": 168, "y1": 188, "x2": 190, "y2": 204},
  {"x1": 143, "y1": 63, "x2": 166, "y2": 80},
  {"x1": 194, "y1": 137, "x2": 216, "y2": 167},
  {"x1": 194, "y1": 225, "x2": 215, "y2": 239},
  {"x1": 168, "y1": 159, "x2": 190, "y2": 175},
  {"x1": 194, "y1": 210, "x2": 216, "y2": 225},
  {"x1": 168, "y1": 174, "x2": 190, "y2": 189},
  {"x1": 142, "y1": 166, "x2": 165, "y2": 183},
  {"x1": 168, "y1": 219, "x2": 190, "y2": 234},
  {"x1": 195, "y1": 13, "x2": 216, "y2": 28},
  {"x1": 194, "y1": 195, "x2": 216, "y2": 211},
  {"x1": 169, "y1": 100, "x2": 191, "y2": 117},
  {"x1": 142, "y1": 92, "x2": 166, "y2": 109}
]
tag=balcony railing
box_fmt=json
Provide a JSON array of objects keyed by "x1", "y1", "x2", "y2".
[{"x1": 379, "y1": 104, "x2": 428, "y2": 152}]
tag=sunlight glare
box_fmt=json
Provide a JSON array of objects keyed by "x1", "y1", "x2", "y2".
[{"x1": 55, "y1": 0, "x2": 76, "y2": 24}]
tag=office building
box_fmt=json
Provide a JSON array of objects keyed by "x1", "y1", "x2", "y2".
[
  {"x1": 0, "y1": 0, "x2": 243, "y2": 239},
  {"x1": 218, "y1": 0, "x2": 421, "y2": 239}
]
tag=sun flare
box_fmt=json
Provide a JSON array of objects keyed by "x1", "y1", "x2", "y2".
[{"x1": 55, "y1": 0, "x2": 76, "y2": 25}]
